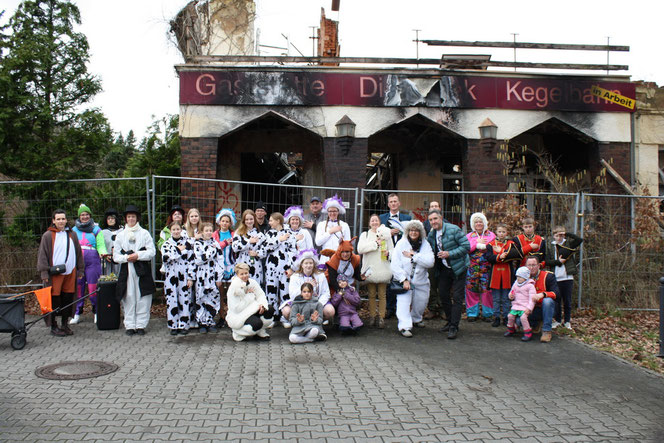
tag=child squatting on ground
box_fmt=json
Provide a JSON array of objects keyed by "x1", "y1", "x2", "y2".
[
  {"x1": 225, "y1": 263, "x2": 274, "y2": 342},
  {"x1": 331, "y1": 274, "x2": 363, "y2": 335},
  {"x1": 504, "y1": 266, "x2": 537, "y2": 341},
  {"x1": 288, "y1": 283, "x2": 327, "y2": 344}
]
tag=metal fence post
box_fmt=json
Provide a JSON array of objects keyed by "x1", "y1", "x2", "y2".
[
  {"x1": 659, "y1": 277, "x2": 664, "y2": 358},
  {"x1": 147, "y1": 176, "x2": 156, "y2": 279},
  {"x1": 577, "y1": 192, "x2": 585, "y2": 310},
  {"x1": 357, "y1": 188, "x2": 365, "y2": 238},
  {"x1": 353, "y1": 187, "x2": 360, "y2": 237}
]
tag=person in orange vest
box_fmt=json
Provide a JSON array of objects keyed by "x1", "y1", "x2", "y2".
[
  {"x1": 524, "y1": 256, "x2": 559, "y2": 343},
  {"x1": 512, "y1": 217, "x2": 546, "y2": 266}
]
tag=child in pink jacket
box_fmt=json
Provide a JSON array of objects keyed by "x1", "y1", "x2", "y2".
[{"x1": 504, "y1": 266, "x2": 536, "y2": 341}]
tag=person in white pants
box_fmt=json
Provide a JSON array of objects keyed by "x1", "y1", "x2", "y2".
[
  {"x1": 113, "y1": 205, "x2": 156, "y2": 335},
  {"x1": 390, "y1": 220, "x2": 434, "y2": 337}
]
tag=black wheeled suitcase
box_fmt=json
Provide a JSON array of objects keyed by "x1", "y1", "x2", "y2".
[{"x1": 97, "y1": 281, "x2": 121, "y2": 330}]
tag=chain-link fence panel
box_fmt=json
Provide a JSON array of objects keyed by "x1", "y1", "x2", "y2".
[
  {"x1": 360, "y1": 189, "x2": 579, "y2": 237},
  {"x1": 579, "y1": 193, "x2": 663, "y2": 309},
  {"x1": 0, "y1": 177, "x2": 150, "y2": 288}
]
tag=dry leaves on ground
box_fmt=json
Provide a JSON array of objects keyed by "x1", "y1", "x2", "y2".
[{"x1": 562, "y1": 309, "x2": 664, "y2": 374}]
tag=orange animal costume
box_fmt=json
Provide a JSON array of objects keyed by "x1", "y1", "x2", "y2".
[{"x1": 321, "y1": 238, "x2": 362, "y2": 292}]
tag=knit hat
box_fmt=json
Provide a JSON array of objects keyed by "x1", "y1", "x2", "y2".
[
  {"x1": 284, "y1": 206, "x2": 304, "y2": 224},
  {"x1": 255, "y1": 201, "x2": 267, "y2": 212},
  {"x1": 78, "y1": 203, "x2": 92, "y2": 217},
  {"x1": 322, "y1": 194, "x2": 346, "y2": 216},
  {"x1": 291, "y1": 248, "x2": 320, "y2": 272},
  {"x1": 216, "y1": 208, "x2": 237, "y2": 226},
  {"x1": 515, "y1": 266, "x2": 530, "y2": 280}
]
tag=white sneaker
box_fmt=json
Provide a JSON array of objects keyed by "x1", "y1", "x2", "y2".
[
  {"x1": 551, "y1": 321, "x2": 561, "y2": 329},
  {"x1": 69, "y1": 314, "x2": 80, "y2": 325},
  {"x1": 322, "y1": 320, "x2": 329, "y2": 326},
  {"x1": 564, "y1": 322, "x2": 573, "y2": 330},
  {"x1": 281, "y1": 320, "x2": 292, "y2": 329},
  {"x1": 256, "y1": 329, "x2": 270, "y2": 338},
  {"x1": 232, "y1": 331, "x2": 245, "y2": 342},
  {"x1": 94, "y1": 314, "x2": 97, "y2": 324},
  {"x1": 400, "y1": 329, "x2": 413, "y2": 338}
]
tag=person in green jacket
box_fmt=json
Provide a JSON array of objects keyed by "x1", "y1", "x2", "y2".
[
  {"x1": 70, "y1": 203, "x2": 107, "y2": 325},
  {"x1": 426, "y1": 209, "x2": 470, "y2": 339}
]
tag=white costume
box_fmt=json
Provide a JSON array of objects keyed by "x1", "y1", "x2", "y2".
[
  {"x1": 390, "y1": 220, "x2": 435, "y2": 332},
  {"x1": 263, "y1": 227, "x2": 297, "y2": 314},
  {"x1": 286, "y1": 272, "x2": 331, "y2": 309},
  {"x1": 315, "y1": 220, "x2": 350, "y2": 263},
  {"x1": 225, "y1": 276, "x2": 272, "y2": 341},
  {"x1": 231, "y1": 228, "x2": 266, "y2": 285},
  {"x1": 193, "y1": 238, "x2": 223, "y2": 327},
  {"x1": 113, "y1": 223, "x2": 156, "y2": 330},
  {"x1": 160, "y1": 236, "x2": 195, "y2": 330},
  {"x1": 287, "y1": 227, "x2": 313, "y2": 252},
  {"x1": 357, "y1": 225, "x2": 394, "y2": 284}
]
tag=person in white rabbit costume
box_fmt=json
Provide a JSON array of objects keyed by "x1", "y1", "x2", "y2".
[
  {"x1": 225, "y1": 263, "x2": 275, "y2": 342},
  {"x1": 390, "y1": 220, "x2": 435, "y2": 337}
]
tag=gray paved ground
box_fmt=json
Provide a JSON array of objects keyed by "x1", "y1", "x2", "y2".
[{"x1": 1, "y1": 315, "x2": 663, "y2": 442}]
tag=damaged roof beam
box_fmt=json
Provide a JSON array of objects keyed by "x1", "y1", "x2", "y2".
[
  {"x1": 422, "y1": 40, "x2": 630, "y2": 52},
  {"x1": 186, "y1": 55, "x2": 628, "y2": 71}
]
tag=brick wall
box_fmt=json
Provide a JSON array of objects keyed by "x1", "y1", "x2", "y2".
[
  {"x1": 317, "y1": 8, "x2": 339, "y2": 66},
  {"x1": 463, "y1": 139, "x2": 508, "y2": 191},
  {"x1": 322, "y1": 137, "x2": 366, "y2": 188},
  {"x1": 180, "y1": 137, "x2": 219, "y2": 217},
  {"x1": 596, "y1": 142, "x2": 632, "y2": 193}
]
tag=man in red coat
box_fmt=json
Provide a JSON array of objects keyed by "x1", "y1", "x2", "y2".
[{"x1": 524, "y1": 256, "x2": 559, "y2": 343}]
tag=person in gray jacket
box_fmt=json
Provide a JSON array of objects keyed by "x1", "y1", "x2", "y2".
[{"x1": 288, "y1": 283, "x2": 326, "y2": 343}]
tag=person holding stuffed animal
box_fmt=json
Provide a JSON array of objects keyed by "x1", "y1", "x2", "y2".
[
  {"x1": 357, "y1": 214, "x2": 394, "y2": 328},
  {"x1": 331, "y1": 274, "x2": 363, "y2": 335}
]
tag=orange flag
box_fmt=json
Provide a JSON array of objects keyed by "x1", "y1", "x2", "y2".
[{"x1": 33, "y1": 287, "x2": 52, "y2": 314}]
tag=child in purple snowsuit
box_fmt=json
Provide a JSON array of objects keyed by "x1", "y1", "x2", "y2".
[{"x1": 331, "y1": 274, "x2": 363, "y2": 335}]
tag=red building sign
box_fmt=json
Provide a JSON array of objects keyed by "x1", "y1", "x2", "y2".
[{"x1": 179, "y1": 70, "x2": 635, "y2": 113}]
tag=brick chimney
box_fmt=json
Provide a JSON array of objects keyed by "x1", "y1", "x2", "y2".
[{"x1": 317, "y1": 8, "x2": 339, "y2": 66}]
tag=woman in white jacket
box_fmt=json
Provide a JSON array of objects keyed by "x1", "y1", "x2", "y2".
[
  {"x1": 390, "y1": 220, "x2": 434, "y2": 337},
  {"x1": 357, "y1": 214, "x2": 393, "y2": 328},
  {"x1": 315, "y1": 195, "x2": 350, "y2": 264},
  {"x1": 113, "y1": 205, "x2": 156, "y2": 336},
  {"x1": 226, "y1": 263, "x2": 274, "y2": 342}
]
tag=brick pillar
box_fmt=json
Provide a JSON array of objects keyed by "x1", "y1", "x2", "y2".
[
  {"x1": 323, "y1": 137, "x2": 366, "y2": 188},
  {"x1": 180, "y1": 137, "x2": 218, "y2": 218},
  {"x1": 463, "y1": 139, "x2": 508, "y2": 191}
]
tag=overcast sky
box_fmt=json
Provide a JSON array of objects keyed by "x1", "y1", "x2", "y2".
[{"x1": 2, "y1": 0, "x2": 662, "y2": 140}]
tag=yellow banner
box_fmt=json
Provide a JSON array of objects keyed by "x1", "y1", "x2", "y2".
[{"x1": 591, "y1": 85, "x2": 635, "y2": 109}]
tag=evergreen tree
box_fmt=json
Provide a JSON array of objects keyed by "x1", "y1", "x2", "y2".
[{"x1": 0, "y1": 0, "x2": 112, "y2": 180}]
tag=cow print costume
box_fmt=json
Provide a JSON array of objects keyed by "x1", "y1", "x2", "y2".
[
  {"x1": 193, "y1": 238, "x2": 223, "y2": 327},
  {"x1": 160, "y1": 236, "x2": 195, "y2": 331},
  {"x1": 263, "y1": 227, "x2": 297, "y2": 317},
  {"x1": 231, "y1": 228, "x2": 266, "y2": 286}
]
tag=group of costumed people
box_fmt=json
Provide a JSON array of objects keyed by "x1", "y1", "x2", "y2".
[
  {"x1": 38, "y1": 204, "x2": 154, "y2": 336},
  {"x1": 37, "y1": 193, "x2": 582, "y2": 345}
]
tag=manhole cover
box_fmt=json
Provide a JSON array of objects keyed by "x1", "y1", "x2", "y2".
[{"x1": 35, "y1": 361, "x2": 118, "y2": 380}]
